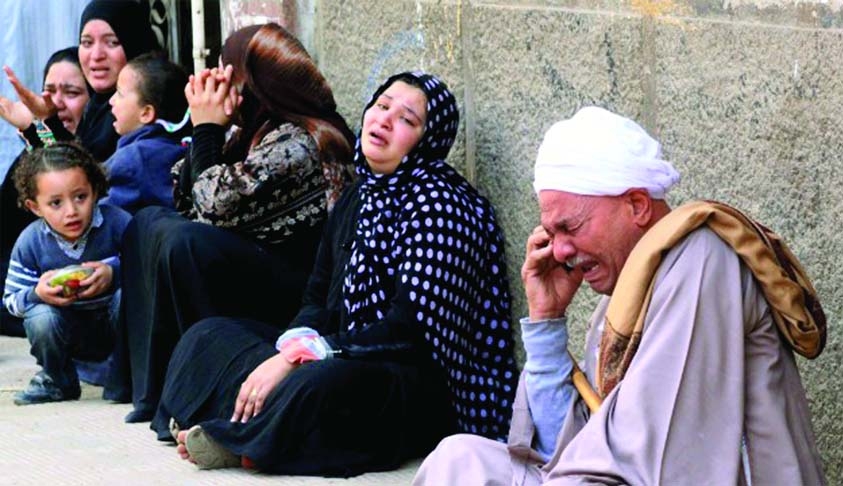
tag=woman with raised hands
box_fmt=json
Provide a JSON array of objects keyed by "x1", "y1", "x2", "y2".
[
  {"x1": 107, "y1": 23, "x2": 356, "y2": 423},
  {"x1": 153, "y1": 71, "x2": 519, "y2": 477}
]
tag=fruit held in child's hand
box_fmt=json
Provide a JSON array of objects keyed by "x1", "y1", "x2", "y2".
[{"x1": 47, "y1": 265, "x2": 94, "y2": 296}]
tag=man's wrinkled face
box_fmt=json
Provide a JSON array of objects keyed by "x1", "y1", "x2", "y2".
[{"x1": 539, "y1": 190, "x2": 644, "y2": 295}]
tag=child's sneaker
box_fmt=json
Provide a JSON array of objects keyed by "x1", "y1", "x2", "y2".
[{"x1": 13, "y1": 371, "x2": 81, "y2": 405}]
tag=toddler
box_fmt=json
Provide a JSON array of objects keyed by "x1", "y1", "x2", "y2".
[
  {"x1": 101, "y1": 53, "x2": 189, "y2": 213},
  {"x1": 3, "y1": 142, "x2": 131, "y2": 404}
]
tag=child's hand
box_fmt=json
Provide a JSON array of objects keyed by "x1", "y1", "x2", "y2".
[
  {"x1": 185, "y1": 65, "x2": 235, "y2": 126},
  {"x1": 35, "y1": 270, "x2": 77, "y2": 307},
  {"x1": 76, "y1": 262, "x2": 113, "y2": 299}
]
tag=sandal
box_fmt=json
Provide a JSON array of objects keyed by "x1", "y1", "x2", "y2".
[{"x1": 184, "y1": 425, "x2": 241, "y2": 470}]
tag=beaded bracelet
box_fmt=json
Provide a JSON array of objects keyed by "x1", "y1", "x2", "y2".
[{"x1": 34, "y1": 118, "x2": 57, "y2": 147}]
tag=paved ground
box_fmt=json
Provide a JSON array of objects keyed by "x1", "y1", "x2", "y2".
[{"x1": 0, "y1": 336, "x2": 419, "y2": 485}]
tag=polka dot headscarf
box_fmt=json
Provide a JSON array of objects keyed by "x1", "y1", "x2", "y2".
[{"x1": 344, "y1": 72, "x2": 518, "y2": 440}]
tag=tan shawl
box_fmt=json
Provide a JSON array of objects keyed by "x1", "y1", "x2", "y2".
[{"x1": 574, "y1": 200, "x2": 827, "y2": 410}]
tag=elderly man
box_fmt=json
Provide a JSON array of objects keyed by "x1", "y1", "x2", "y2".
[{"x1": 413, "y1": 107, "x2": 826, "y2": 485}]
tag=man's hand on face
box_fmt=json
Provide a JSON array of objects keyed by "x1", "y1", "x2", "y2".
[{"x1": 522, "y1": 225, "x2": 583, "y2": 321}]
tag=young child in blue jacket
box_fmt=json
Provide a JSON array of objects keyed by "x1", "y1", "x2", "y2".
[
  {"x1": 3, "y1": 143, "x2": 131, "y2": 404},
  {"x1": 100, "y1": 53, "x2": 190, "y2": 213}
]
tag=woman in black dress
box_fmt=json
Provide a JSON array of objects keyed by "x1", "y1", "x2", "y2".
[
  {"x1": 108, "y1": 23, "x2": 355, "y2": 422},
  {"x1": 153, "y1": 72, "x2": 519, "y2": 477}
]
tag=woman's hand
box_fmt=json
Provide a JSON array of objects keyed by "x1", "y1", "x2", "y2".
[
  {"x1": 231, "y1": 353, "x2": 298, "y2": 424},
  {"x1": 212, "y1": 64, "x2": 242, "y2": 117},
  {"x1": 521, "y1": 226, "x2": 583, "y2": 321},
  {"x1": 34, "y1": 270, "x2": 76, "y2": 307},
  {"x1": 185, "y1": 65, "x2": 240, "y2": 126},
  {"x1": 3, "y1": 66, "x2": 57, "y2": 120},
  {"x1": 219, "y1": 64, "x2": 242, "y2": 118},
  {"x1": 75, "y1": 262, "x2": 114, "y2": 299},
  {"x1": 0, "y1": 95, "x2": 34, "y2": 130}
]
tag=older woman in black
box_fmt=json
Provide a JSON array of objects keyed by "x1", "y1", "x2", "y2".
[{"x1": 153, "y1": 72, "x2": 519, "y2": 477}]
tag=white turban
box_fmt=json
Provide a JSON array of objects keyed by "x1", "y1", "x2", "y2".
[{"x1": 533, "y1": 106, "x2": 680, "y2": 199}]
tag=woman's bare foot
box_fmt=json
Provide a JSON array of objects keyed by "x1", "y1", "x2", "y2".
[
  {"x1": 175, "y1": 425, "x2": 241, "y2": 469},
  {"x1": 175, "y1": 429, "x2": 196, "y2": 463}
]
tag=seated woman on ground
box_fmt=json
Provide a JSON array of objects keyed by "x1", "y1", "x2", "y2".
[
  {"x1": 100, "y1": 53, "x2": 190, "y2": 213},
  {"x1": 107, "y1": 23, "x2": 356, "y2": 422},
  {"x1": 0, "y1": 47, "x2": 91, "y2": 338},
  {"x1": 153, "y1": 71, "x2": 520, "y2": 477}
]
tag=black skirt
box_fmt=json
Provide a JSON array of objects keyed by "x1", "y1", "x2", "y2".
[
  {"x1": 151, "y1": 317, "x2": 456, "y2": 477},
  {"x1": 106, "y1": 206, "x2": 320, "y2": 419}
]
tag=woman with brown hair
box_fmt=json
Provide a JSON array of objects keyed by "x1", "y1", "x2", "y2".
[{"x1": 106, "y1": 23, "x2": 355, "y2": 423}]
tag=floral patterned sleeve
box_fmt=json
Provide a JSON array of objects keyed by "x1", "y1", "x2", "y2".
[{"x1": 187, "y1": 123, "x2": 328, "y2": 244}]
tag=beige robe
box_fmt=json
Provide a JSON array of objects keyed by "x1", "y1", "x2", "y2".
[{"x1": 414, "y1": 228, "x2": 825, "y2": 485}]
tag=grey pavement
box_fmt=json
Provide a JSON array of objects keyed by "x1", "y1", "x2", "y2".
[{"x1": 0, "y1": 336, "x2": 418, "y2": 485}]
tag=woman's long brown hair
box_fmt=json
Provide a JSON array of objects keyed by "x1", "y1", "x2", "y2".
[{"x1": 221, "y1": 23, "x2": 354, "y2": 166}]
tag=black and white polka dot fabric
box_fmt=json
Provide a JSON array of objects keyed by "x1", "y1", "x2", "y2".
[{"x1": 343, "y1": 72, "x2": 518, "y2": 440}]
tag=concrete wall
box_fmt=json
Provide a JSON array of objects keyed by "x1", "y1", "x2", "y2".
[
  {"x1": 230, "y1": 0, "x2": 843, "y2": 479},
  {"x1": 221, "y1": 0, "x2": 316, "y2": 52}
]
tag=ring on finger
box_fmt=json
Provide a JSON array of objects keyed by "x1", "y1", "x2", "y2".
[{"x1": 249, "y1": 388, "x2": 258, "y2": 399}]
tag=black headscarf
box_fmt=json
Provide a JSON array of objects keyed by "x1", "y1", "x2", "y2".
[
  {"x1": 76, "y1": 0, "x2": 158, "y2": 161},
  {"x1": 344, "y1": 72, "x2": 518, "y2": 440},
  {"x1": 79, "y1": 0, "x2": 159, "y2": 62},
  {"x1": 42, "y1": 47, "x2": 91, "y2": 95}
]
